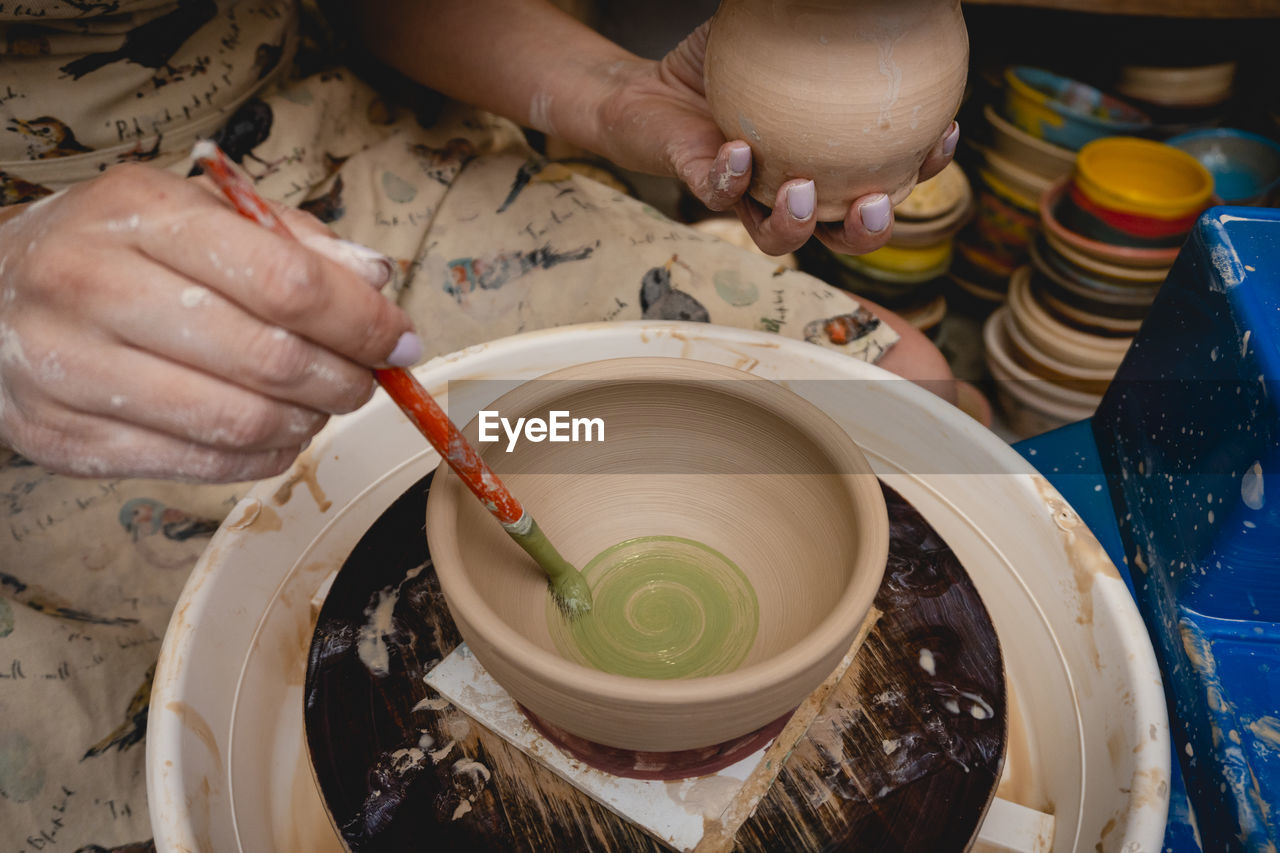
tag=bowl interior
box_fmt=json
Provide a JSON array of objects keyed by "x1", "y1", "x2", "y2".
[
  {"x1": 442, "y1": 361, "x2": 879, "y2": 678},
  {"x1": 1167, "y1": 129, "x2": 1280, "y2": 203}
]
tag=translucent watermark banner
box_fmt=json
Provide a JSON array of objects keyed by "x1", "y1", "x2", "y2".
[{"x1": 437, "y1": 378, "x2": 1279, "y2": 478}]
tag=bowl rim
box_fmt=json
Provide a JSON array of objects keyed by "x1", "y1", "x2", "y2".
[
  {"x1": 1039, "y1": 179, "x2": 1182, "y2": 268},
  {"x1": 1041, "y1": 226, "x2": 1170, "y2": 282},
  {"x1": 1004, "y1": 66, "x2": 1150, "y2": 130},
  {"x1": 1165, "y1": 126, "x2": 1280, "y2": 154},
  {"x1": 1030, "y1": 234, "x2": 1160, "y2": 307},
  {"x1": 978, "y1": 143, "x2": 1057, "y2": 201},
  {"x1": 982, "y1": 103, "x2": 1076, "y2": 174},
  {"x1": 1074, "y1": 137, "x2": 1214, "y2": 218},
  {"x1": 425, "y1": 356, "x2": 890, "y2": 708},
  {"x1": 890, "y1": 193, "x2": 973, "y2": 246},
  {"x1": 982, "y1": 307, "x2": 1104, "y2": 411},
  {"x1": 1007, "y1": 265, "x2": 1132, "y2": 371}
]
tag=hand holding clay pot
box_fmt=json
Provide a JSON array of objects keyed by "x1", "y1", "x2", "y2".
[
  {"x1": 702, "y1": 0, "x2": 968, "y2": 237},
  {"x1": 596, "y1": 14, "x2": 960, "y2": 258}
]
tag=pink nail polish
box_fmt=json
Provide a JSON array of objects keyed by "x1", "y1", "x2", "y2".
[
  {"x1": 943, "y1": 122, "x2": 960, "y2": 158},
  {"x1": 860, "y1": 194, "x2": 891, "y2": 233},
  {"x1": 386, "y1": 331, "x2": 423, "y2": 367},
  {"x1": 787, "y1": 181, "x2": 816, "y2": 221}
]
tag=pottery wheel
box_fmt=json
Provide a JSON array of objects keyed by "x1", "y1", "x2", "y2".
[{"x1": 304, "y1": 474, "x2": 1007, "y2": 852}]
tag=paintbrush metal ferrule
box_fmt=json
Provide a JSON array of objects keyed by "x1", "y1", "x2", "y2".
[{"x1": 501, "y1": 514, "x2": 533, "y2": 536}]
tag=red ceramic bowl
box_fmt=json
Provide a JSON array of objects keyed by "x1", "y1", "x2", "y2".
[{"x1": 1039, "y1": 179, "x2": 1181, "y2": 270}]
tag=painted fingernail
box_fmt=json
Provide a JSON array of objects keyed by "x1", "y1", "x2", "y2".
[
  {"x1": 787, "y1": 180, "x2": 816, "y2": 221},
  {"x1": 386, "y1": 331, "x2": 423, "y2": 367},
  {"x1": 860, "y1": 193, "x2": 892, "y2": 233},
  {"x1": 299, "y1": 233, "x2": 394, "y2": 288},
  {"x1": 727, "y1": 144, "x2": 751, "y2": 177},
  {"x1": 943, "y1": 121, "x2": 960, "y2": 158}
]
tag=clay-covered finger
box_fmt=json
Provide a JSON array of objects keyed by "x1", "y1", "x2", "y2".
[
  {"x1": 734, "y1": 178, "x2": 817, "y2": 256},
  {"x1": 100, "y1": 261, "x2": 377, "y2": 415},
  {"x1": 698, "y1": 141, "x2": 754, "y2": 212},
  {"x1": 813, "y1": 192, "x2": 894, "y2": 256},
  {"x1": 133, "y1": 201, "x2": 419, "y2": 369},
  {"x1": 10, "y1": 404, "x2": 300, "y2": 482},
  {"x1": 28, "y1": 336, "x2": 330, "y2": 451},
  {"x1": 917, "y1": 120, "x2": 960, "y2": 185}
]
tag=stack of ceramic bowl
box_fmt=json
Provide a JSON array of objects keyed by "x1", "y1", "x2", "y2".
[
  {"x1": 812, "y1": 162, "x2": 972, "y2": 338},
  {"x1": 1048, "y1": 137, "x2": 1214, "y2": 255},
  {"x1": 1168, "y1": 128, "x2": 1280, "y2": 207},
  {"x1": 985, "y1": 136, "x2": 1214, "y2": 437},
  {"x1": 1114, "y1": 61, "x2": 1235, "y2": 138},
  {"x1": 951, "y1": 67, "x2": 1150, "y2": 316},
  {"x1": 983, "y1": 268, "x2": 1124, "y2": 438}
]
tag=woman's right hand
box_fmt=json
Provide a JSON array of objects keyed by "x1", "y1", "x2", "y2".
[{"x1": 0, "y1": 163, "x2": 420, "y2": 482}]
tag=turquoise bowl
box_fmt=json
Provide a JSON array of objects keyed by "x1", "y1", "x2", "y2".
[{"x1": 1167, "y1": 128, "x2": 1280, "y2": 206}]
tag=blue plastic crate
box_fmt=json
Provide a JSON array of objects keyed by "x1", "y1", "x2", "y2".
[{"x1": 1016, "y1": 205, "x2": 1279, "y2": 853}]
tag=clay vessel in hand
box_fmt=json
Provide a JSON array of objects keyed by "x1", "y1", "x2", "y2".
[{"x1": 703, "y1": 0, "x2": 969, "y2": 221}]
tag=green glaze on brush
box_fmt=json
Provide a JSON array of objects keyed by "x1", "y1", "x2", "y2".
[
  {"x1": 510, "y1": 518, "x2": 593, "y2": 617},
  {"x1": 548, "y1": 536, "x2": 758, "y2": 679}
]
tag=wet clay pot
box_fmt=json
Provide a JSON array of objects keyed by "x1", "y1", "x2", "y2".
[
  {"x1": 703, "y1": 0, "x2": 969, "y2": 221},
  {"x1": 425, "y1": 357, "x2": 888, "y2": 752}
]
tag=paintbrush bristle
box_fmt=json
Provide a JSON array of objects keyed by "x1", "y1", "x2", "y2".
[{"x1": 552, "y1": 573, "x2": 593, "y2": 619}]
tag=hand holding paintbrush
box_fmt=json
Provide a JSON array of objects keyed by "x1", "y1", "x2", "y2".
[{"x1": 192, "y1": 140, "x2": 592, "y2": 617}]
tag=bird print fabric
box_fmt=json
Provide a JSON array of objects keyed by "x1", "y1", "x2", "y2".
[{"x1": 0, "y1": 0, "x2": 296, "y2": 190}]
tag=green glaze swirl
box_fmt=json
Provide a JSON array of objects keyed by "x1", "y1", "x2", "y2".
[{"x1": 548, "y1": 536, "x2": 758, "y2": 679}]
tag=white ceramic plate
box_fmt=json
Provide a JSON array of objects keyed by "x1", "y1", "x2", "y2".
[{"x1": 148, "y1": 321, "x2": 1169, "y2": 853}]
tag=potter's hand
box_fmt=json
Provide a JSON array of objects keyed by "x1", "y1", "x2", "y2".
[
  {"x1": 0, "y1": 164, "x2": 419, "y2": 482},
  {"x1": 604, "y1": 22, "x2": 959, "y2": 256}
]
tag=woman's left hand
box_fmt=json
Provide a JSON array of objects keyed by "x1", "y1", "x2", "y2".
[{"x1": 596, "y1": 21, "x2": 959, "y2": 258}]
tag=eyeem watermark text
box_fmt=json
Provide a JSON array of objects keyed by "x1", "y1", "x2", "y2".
[{"x1": 477, "y1": 410, "x2": 605, "y2": 452}]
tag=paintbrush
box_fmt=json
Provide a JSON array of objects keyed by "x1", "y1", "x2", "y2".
[{"x1": 191, "y1": 140, "x2": 592, "y2": 617}]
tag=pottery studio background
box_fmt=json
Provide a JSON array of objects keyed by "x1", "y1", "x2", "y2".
[{"x1": 560, "y1": 0, "x2": 1280, "y2": 439}]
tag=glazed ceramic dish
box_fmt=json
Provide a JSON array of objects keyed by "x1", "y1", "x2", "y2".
[
  {"x1": 983, "y1": 308, "x2": 1102, "y2": 435},
  {"x1": 425, "y1": 357, "x2": 889, "y2": 752},
  {"x1": 890, "y1": 193, "x2": 973, "y2": 247},
  {"x1": 1003, "y1": 67, "x2": 1149, "y2": 151},
  {"x1": 1002, "y1": 297, "x2": 1121, "y2": 393},
  {"x1": 1116, "y1": 61, "x2": 1236, "y2": 109},
  {"x1": 982, "y1": 103, "x2": 1075, "y2": 182},
  {"x1": 1167, "y1": 128, "x2": 1280, "y2": 206},
  {"x1": 1074, "y1": 137, "x2": 1214, "y2": 221},
  {"x1": 147, "y1": 322, "x2": 1170, "y2": 853},
  {"x1": 894, "y1": 160, "x2": 971, "y2": 221},
  {"x1": 703, "y1": 0, "x2": 968, "y2": 220},
  {"x1": 978, "y1": 144, "x2": 1056, "y2": 205},
  {"x1": 1040, "y1": 179, "x2": 1181, "y2": 270},
  {"x1": 1006, "y1": 265, "x2": 1132, "y2": 371},
  {"x1": 841, "y1": 240, "x2": 953, "y2": 280},
  {"x1": 1037, "y1": 287, "x2": 1144, "y2": 337},
  {"x1": 1030, "y1": 237, "x2": 1156, "y2": 321},
  {"x1": 1041, "y1": 227, "x2": 1170, "y2": 284}
]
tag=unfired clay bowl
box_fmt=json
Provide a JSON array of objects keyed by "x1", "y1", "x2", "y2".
[
  {"x1": 703, "y1": 0, "x2": 968, "y2": 221},
  {"x1": 424, "y1": 357, "x2": 889, "y2": 752}
]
